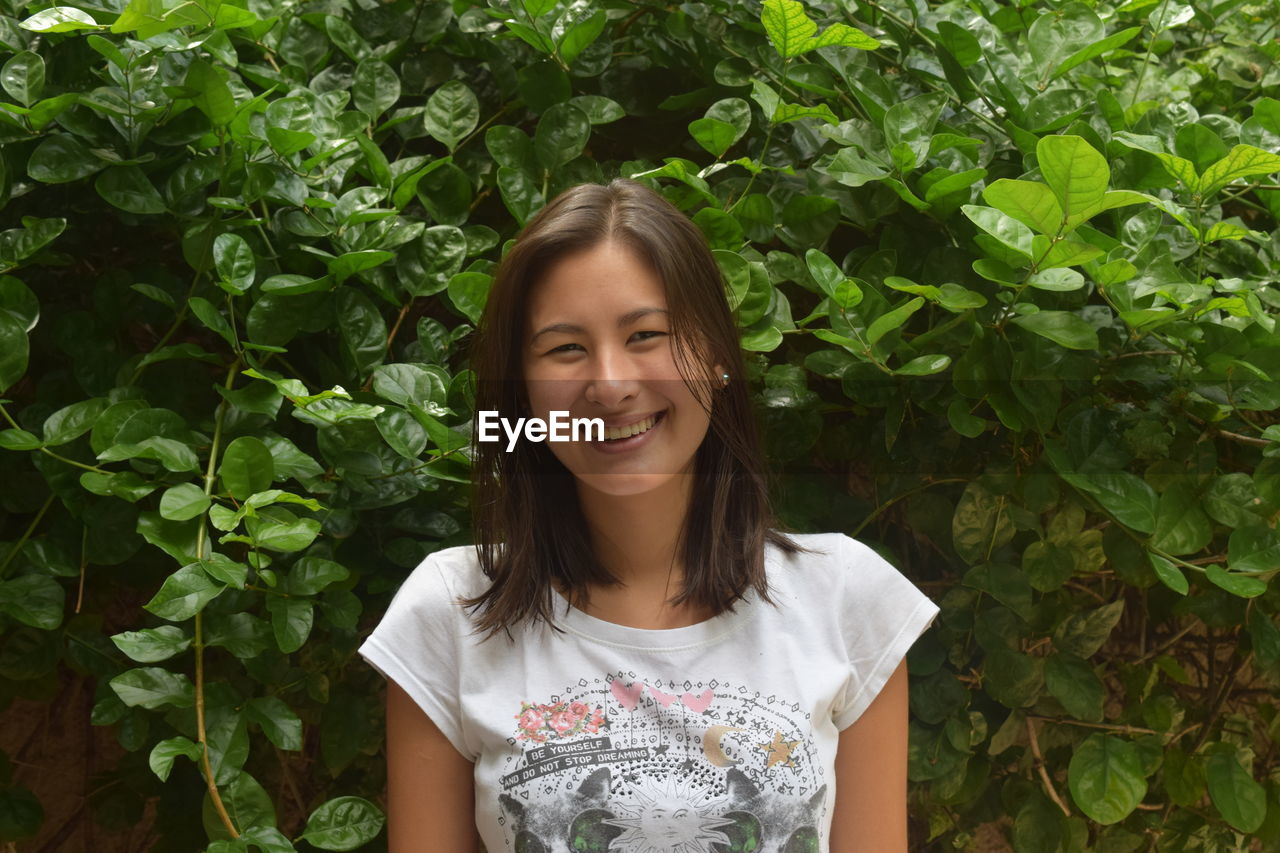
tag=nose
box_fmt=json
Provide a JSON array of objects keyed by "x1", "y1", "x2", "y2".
[{"x1": 583, "y1": 345, "x2": 640, "y2": 409}]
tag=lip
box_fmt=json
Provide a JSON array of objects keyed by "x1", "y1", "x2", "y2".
[
  {"x1": 588, "y1": 410, "x2": 666, "y2": 454},
  {"x1": 599, "y1": 411, "x2": 662, "y2": 429}
]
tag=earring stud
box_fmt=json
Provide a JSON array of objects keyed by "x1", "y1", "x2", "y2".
[{"x1": 721, "y1": 372, "x2": 730, "y2": 386}]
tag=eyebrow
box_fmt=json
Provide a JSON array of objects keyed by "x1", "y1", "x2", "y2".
[{"x1": 528, "y1": 307, "x2": 669, "y2": 346}]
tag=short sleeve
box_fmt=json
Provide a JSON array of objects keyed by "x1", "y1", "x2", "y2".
[
  {"x1": 832, "y1": 534, "x2": 940, "y2": 730},
  {"x1": 357, "y1": 552, "x2": 473, "y2": 759}
]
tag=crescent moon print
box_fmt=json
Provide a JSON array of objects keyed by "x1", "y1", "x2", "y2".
[
  {"x1": 702, "y1": 725, "x2": 745, "y2": 768},
  {"x1": 496, "y1": 672, "x2": 826, "y2": 852}
]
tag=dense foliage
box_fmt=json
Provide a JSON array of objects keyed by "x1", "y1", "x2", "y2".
[{"x1": 1, "y1": 0, "x2": 1279, "y2": 849}]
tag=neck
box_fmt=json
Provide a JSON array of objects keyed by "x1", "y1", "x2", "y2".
[{"x1": 576, "y1": 475, "x2": 694, "y2": 593}]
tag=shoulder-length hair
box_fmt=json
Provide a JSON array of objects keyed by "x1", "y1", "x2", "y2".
[{"x1": 458, "y1": 177, "x2": 803, "y2": 641}]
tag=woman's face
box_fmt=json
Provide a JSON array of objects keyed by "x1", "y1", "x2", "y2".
[{"x1": 521, "y1": 241, "x2": 718, "y2": 498}]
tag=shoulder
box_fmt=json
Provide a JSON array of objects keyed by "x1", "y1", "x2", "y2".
[
  {"x1": 391, "y1": 545, "x2": 488, "y2": 614},
  {"x1": 770, "y1": 531, "x2": 870, "y2": 574},
  {"x1": 769, "y1": 531, "x2": 911, "y2": 593}
]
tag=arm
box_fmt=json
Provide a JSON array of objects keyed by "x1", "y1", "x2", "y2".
[
  {"x1": 385, "y1": 680, "x2": 481, "y2": 852},
  {"x1": 829, "y1": 658, "x2": 910, "y2": 853}
]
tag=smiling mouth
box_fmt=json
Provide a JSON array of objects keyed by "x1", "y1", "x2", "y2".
[{"x1": 598, "y1": 410, "x2": 666, "y2": 443}]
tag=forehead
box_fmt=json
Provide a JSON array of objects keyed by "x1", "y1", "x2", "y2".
[{"x1": 525, "y1": 243, "x2": 667, "y2": 325}]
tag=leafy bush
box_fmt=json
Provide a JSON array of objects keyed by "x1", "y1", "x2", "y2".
[{"x1": 1, "y1": 0, "x2": 1279, "y2": 850}]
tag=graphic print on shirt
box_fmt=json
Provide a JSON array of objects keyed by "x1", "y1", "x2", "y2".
[{"x1": 496, "y1": 670, "x2": 825, "y2": 852}]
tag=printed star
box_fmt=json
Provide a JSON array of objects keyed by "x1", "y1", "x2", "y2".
[{"x1": 758, "y1": 730, "x2": 801, "y2": 769}]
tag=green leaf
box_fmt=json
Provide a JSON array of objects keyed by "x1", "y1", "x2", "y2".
[
  {"x1": 1206, "y1": 747, "x2": 1267, "y2": 832},
  {"x1": 557, "y1": 9, "x2": 607, "y2": 67},
  {"x1": 760, "y1": 0, "x2": 877, "y2": 57},
  {"x1": 534, "y1": 102, "x2": 590, "y2": 170},
  {"x1": 962, "y1": 205, "x2": 1034, "y2": 259},
  {"x1": 213, "y1": 233, "x2": 255, "y2": 293},
  {"x1": 0, "y1": 311, "x2": 27, "y2": 391},
  {"x1": 1009, "y1": 311, "x2": 1098, "y2": 350},
  {"x1": 197, "y1": 553, "x2": 249, "y2": 589},
  {"x1": 144, "y1": 563, "x2": 224, "y2": 621},
  {"x1": 1151, "y1": 481, "x2": 1212, "y2": 556},
  {"x1": 689, "y1": 118, "x2": 738, "y2": 158},
  {"x1": 1045, "y1": 653, "x2": 1105, "y2": 721},
  {"x1": 300, "y1": 797, "x2": 386, "y2": 851},
  {"x1": 982, "y1": 179, "x2": 1063, "y2": 235},
  {"x1": 98, "y1": 436, "x2": 200, "y2": 472},
  {"x1": 761, "y1": 0, "x2": 818, "y2": 58},
  {"x1": 1, "y1": 51, "x2": 45, "y2": 107},
  {"x1": 95, "y1": 166, "x2": 166, "y2": 215},
  {"x1": 1028, "y1": 3, "x2": 1103, "y2": 81},
  {"x1": 447, "y1": 271, "x2": 491, "y2": 325},
  {"x1": 893, "y1": 354, "x2": 951, "y2": 375},
  {"x1": 1148, "y1": 553, "x2": 1188, "y2": 594},
  {"x1": 495, "y1": 166, "x2": 542, "y2": 225},
  {"x1": 1054, "y1": 600, "x2": 1124, "y2": 658},
  {"x1": 354, "y1": 59, "x2": 399, "y2": 122},
  {"x1": 824, "y1": 148, "x2": 889, "y2": 188},
  {"x1": 1037, "y1": 135, "x2": 1109, "y2": 232},
  {"x1": 568, "y1": 95, "x2": 624, "y2": 125},
  {"x1": 329, "y1": 250, "x2": 393, "y2": 284},
  {"x1": 773, "y1": 102, "x2": 839, "y2": 126},
  {"x1": 159, "y1": 483, "x2": 212, "y2": 521},
  {"x1": 1051, "y1": 26, "x2": 1142, "y2": 80},
  {"x1": 0, "y1": 574, "x2": 64, "y2": 630},
  {"x1": 189, "y1": 296, "x2": 236, "y2": 346},
  {"x1": 42, "y1": 398, "x2": 108, "y2": 446},
  {"x1": 185, "y1": 59, "x2": 235, "y2": 127},
  {"x1": 110, "y1": 667, "x2": 195, "y2": 710},
  {"x1": 503, "y1": 20, "x2": 554, "y2": 54},
  {"x1": 936, "y1": 21, "x2": 981, "y2": 66},
  {"x1": 27, "y1": 134, "x2": 102, "y2": 184},
  {"x1": 111, "y1": 625, "x2": 191, "y2": 663},
  {"x1": 288, "y1": 557, "x2": 349, "y2": 596},
  {"x1": 882, "y1": 92, "x2": 946, "y2": 173},
  {"x1": 984, "y1": 647, "x2": 1044, "y2": 708},
  {"x1": 149, "y1": 736, "x2": 202, "y2": 782},
  {"x1": 246, "y1": 696, "x2": 303, "y2": 751},
  {"x1": 219, "y1": 436, "x2": 274, "y2": 501},
  {"x1": 266, "y1": 594, "x2": 313, "y2": 653},
  {"x1": 424, "y1": 80, "x2": 479, "y2": 153},
  {"x1": 0, "y1": 428, "x2": 41, "y2": 450},
  {"x1": 1228, "y1": 525, "x2": 1280, "y2": 574},
  {"x1": 1196, "y1": 145, "x2": 1280, "y2": 196},
  {"x1": 1205, "y1": 564, "x2": 1266, "y2": 598},
  {"x1": 1067, "y1": 734, "x2": 1146, "y2": 824},
  {"x1": 867, "y1": 296, "x2": 923, "y2": 345},
  {"x1": 952, "y1": 481, "x2": 1015, "y2": 566},
  {"x1": 20, "y1": 6, "x2": 100, "y2": 32}
]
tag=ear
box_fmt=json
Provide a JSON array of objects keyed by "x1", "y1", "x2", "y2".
[{"x1": 713, "y1": 364, "x2": 730, "y2": 387}]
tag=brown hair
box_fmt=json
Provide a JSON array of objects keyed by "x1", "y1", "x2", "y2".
[{"x1": 458, "y1": 178, "x2": 803, "y2": 642}]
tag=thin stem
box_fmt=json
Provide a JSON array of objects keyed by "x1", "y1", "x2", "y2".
[
  {"x1": 193, "y1": 357, "x2": 242, "y2": 839},
  {"x1": 0, "y1": 493, "x2": 55, "y2": 580},
  {"x1": 1129, "y1": 0, "x2": 1172, "y2": 110}
]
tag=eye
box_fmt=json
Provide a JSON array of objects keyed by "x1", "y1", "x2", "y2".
[
  {"x1": 630, "y1": 330, "x2": 667, "y2": 343},
  {"x1": 542, "y1": 326, "x2": 665, "y2": 350},
  {"x1": 545, "y1": 342, "x2": 584, "y2": 355}
]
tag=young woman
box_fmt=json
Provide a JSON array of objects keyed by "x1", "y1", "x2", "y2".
[{"x1": 359, "y1": 179, "x2": 940, "y2": 852}]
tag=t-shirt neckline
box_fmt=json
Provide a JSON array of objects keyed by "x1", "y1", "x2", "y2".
[{"x1": 546, "y1": 564, "x2": 765, "y2": 650}]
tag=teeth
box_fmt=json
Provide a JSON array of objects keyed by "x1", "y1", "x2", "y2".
[{"x1": 604, "y1": 414, "x2": 657, "y2": 441}]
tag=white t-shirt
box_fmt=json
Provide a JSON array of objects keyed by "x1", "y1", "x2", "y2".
[{"x1": 358, "y1": 531, "x2": 939, "y2": 852}]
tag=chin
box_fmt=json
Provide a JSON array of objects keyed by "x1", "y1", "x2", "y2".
[{"x1": 575, "y1": 471, "x2": 684, "y2": 498}]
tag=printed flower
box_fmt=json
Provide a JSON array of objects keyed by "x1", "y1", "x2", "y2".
[
  {"x1": 517, "y1": 707, "x2": 543, "y2": 733},
  {"x1": 549, "y1": 709, "x2": 579, "y2": 734},
  {"x1": 512, "y1": 697, "x2": 609, "y2": 741}
]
